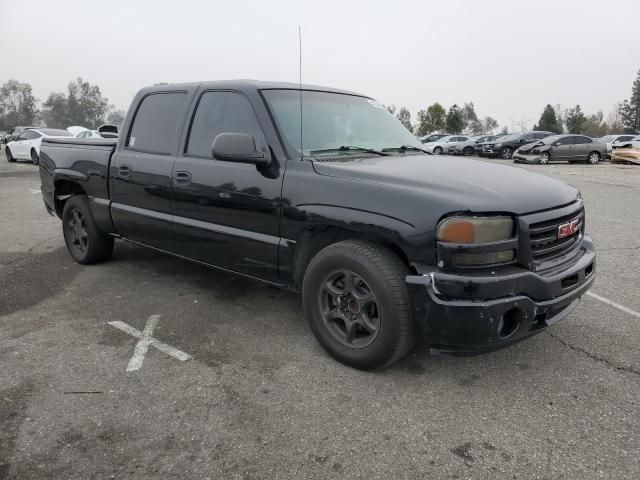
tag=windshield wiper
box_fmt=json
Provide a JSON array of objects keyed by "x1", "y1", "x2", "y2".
[
  {"x1": 309, "y1": 145, "x2": 390, "y2": 156},
  {"x1": 382, "y1": 145, "x2": 432, "y2": 155}
]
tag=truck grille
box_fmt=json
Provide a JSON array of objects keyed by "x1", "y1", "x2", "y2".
[{"x1": 529, "y1": 209, "x2": 584, "y2": 262}]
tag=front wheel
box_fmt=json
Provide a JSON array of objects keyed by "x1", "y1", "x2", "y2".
[
  {"x1": 31, "y1": 149, "x2": 39, "y2": 165},
  {"x1": 302, "y1": 240, "x2": 414, "y2": 370},
  {"x1": 62, "y1": 195, "x2": 114, "y2": 264},
  {"x1": 539, "y1": 152, "x2": 550, "y2": 164},
  {"x1": 501, "y1": 147, "x2": 513, "y2": 159},
  {"x1": 587, "y1": 151, "x2": 601, "y2": 165},
  {"x1": 463, "y1": 147, "x2": 474, "y2": 156},
  {"x1": 6, "y1": 147, "x2": 15, "y2": 163},
  {"x1": 433, "y1": 146, "x2": 443, "y2": 155}
]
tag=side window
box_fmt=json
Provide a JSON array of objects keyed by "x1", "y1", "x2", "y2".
[
  {"x1": 127, "y1": 92, "x2": 188, "y2": 155},
  {"x1": 618, "y1": 136, "x2": 634, "y2": 142},
  {"x1": 558, "y1": 136, "x2": 575, "y2": 145},
  {"x1": 534, "y1": 132, "x2": 550, "y2": 139},
  {"x1": 574, "y1": 136, "x2": 591, "y2": 144},
  {"x1": 186, "y1": 91, "x2": 265, "y2": 158}
]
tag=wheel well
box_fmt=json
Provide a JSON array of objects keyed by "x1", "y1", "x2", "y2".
[
  {"x1": 54, "y1": 180, "x2": 86, "y2": 216},
  {"x1": 291, "y1": 225, "x2": 413, "y2": 289}
]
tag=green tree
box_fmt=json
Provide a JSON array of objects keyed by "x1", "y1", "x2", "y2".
[
  {"x1": 416, "y1": 102, "x2": 446, "y2": 136},
  {"x1": 385, "y1": 104, "x2": 396, "y2": 115},
  {"x1": 582, "y1": 111, "x2": 608, "y2": 138},
  {"x1": 620, "y1": 69, "x2": 640, "y2": 133},
  {"x1": 461, "y1": 102, "x2": 480, "y2": 133},
  {"x1": 107, "y1": 106, "x2": 126, "y2": 126},
  {"x1": 480, "y1": 116, "x2": 499, "y2": 134},
  {"x1": 40, "y1": 78, "x2": 109, "y2": 128},
  {"x1": 0, "y1": 80, "x2": 38, "y2": 130},
  {"x1": 396, "y1": 107, "x2": 413, "y2": 133},
  {"x1": 445, "y1": 104, "x2": 464, "y2": 134},
  {"x1": 534, "y1": 104, "x2": 562, "y2": 133},
  {"x1": 565, "y1": 105, "x2": 586, "y2": 134}
]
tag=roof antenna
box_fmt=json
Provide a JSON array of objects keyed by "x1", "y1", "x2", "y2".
[{"x1": 298, "y1": 26, "x2": 304, "y2": 160}]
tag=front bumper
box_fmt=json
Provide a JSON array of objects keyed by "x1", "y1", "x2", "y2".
[
  {"x1": 512, "y1": 152, "x2": 542, "y2": 163},
  {"x1": 406, "y1": 236, "x2": 595, "y2": 355}
]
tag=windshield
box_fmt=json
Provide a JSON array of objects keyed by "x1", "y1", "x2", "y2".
[
  {"x1": 495, "y1": 133, "x2": 520, "y2": 142},
  {"x1": 262, "y1": 90, "x2": 421, "y2": 157}
]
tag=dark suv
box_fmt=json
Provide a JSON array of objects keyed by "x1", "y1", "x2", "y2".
[{"x1": 482, "y1": 131, "x2": 553, "y2": 159}]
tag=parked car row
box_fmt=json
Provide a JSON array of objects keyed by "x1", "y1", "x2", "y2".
[
  {"x1": 420, "y1": 129, "x2": 638, "y2": 165},
  {"x1": 4, "y1": 124, "x2": 119, "y2": 164}
]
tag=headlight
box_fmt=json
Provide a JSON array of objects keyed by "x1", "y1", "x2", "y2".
[
  {"x1": 494, "y1": 142, "x2": 502, "y2": 148},
  {"x1": 437, "y1": 216, "x2": 516, "y2": 267},
  {"x1": 437, "y1": 216, "x2": 514, "y2": 243}
]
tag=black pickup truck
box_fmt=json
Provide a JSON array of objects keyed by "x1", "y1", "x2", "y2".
[{"x1": 39, "y1": 80, "x2": 595, "y2": 370}]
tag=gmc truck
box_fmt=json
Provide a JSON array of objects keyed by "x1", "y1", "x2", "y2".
[{"x1": 39, "y1": 80, "x2": 595, "y2": 370}]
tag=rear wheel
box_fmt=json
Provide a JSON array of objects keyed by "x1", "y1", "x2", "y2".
[
  {"x1": 6, "y1": 147, "x2": 15, "y2": 163},
  {"x1": 463, "y1": 146, "x2": 474, "y2": 156},
  {"x1": 587, "y1": 151, "x2": 601, "y2": 165},
  {"x1": 501, "y1": 147, "x2": 513, "y2": 159},
  {"x1": 539, "y1": 152, "x2": 550, "y2": 164},
  {"x1": 302, "y1": 240, "x2": 414, "y2": 370},
  {"x1": 62, "y1": 195, "x2": 114, "y2": 264},
  {"x1": 31, "y1": 149, "x2": 39, "y2": 165}
]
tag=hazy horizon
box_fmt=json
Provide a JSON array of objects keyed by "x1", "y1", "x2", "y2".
[{"x1": 1, "y1": 0, "x2": 639, "y2": 130}]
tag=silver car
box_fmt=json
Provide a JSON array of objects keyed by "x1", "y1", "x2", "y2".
[
  {"x1": 451, "y1": 135, "x2": 499, "y2": 156},
  {"x1": 598, "y1": 134, "x2": 637, "y2": 158},
  {"x1": 423, "y1": 135, "x2": 469, "y2": 155},
  {"x1": 512, "y1": 134, "x2": 607, "y2": 165}
]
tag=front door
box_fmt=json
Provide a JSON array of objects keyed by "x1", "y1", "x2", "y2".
[
  {"x1": 551, "y1": 136, "x2": 575, "y2": 160},
  {"x1": 110, "y1": 91, "x2": 190, "y2": 251},
  {"x1": 171, "y1": 89, "x2": 284, "y2": 282}
]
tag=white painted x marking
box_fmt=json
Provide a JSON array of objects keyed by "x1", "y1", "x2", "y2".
[{"x1": 108, "y1": 315, "x2": 192, "y2": 372}]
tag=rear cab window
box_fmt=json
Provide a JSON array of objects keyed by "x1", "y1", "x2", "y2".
[{"x1": 127, "y1": 92, "x2": 188, "y2": 155}]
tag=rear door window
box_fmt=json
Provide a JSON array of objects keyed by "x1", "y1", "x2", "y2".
[
  {"x1": 574, "y1": 136, "x2": 591, "y2": 144},
  {"x1": 127, "y1": 92, "x2": 188, "y2": 155},
  {"x1": 186, "y1": 91, "x2": 265, "y2": 158}
]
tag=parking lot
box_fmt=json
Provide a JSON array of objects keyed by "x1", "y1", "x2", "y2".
[{"x1": 1, "y1": 151, "x2": 639, "y2": 479}]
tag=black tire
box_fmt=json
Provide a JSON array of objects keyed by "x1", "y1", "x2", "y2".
[
  {"x1": 31, "y1": 149, "x2": 39, "y2": 165},
  {"x1": 62, "y1": 195, "x2": 114, "y2": 264},
  {"x1": 587, "y1": 151, "x2": 601, "y2": 165},
  {"x1": 463, "y1": 146, "x2": 474, "y2": 156},
  {"x1": 433, "y1": 146, "x2": 443, "y2": 155},
  {"x1": 302, "y1": 240, "x2": 414, "y2": 370},
  {"x1": 6, "y1": 147, "x2": 15, "y2": 163},
  {"x1": 501, "y1": 147, "x2": 513, "y2": 159}
]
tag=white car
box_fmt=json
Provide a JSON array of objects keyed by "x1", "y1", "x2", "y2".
[
  {"x1": 598, "y1": 134, "x2": 637, "y2": 158},
  {"x1": 5, "y1": 128, "x2": 73, "y2": 165},
  {"x1": 423, "y1": 135, "x2": 469, "y2": 155}
]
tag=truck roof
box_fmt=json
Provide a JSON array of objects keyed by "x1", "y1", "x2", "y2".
[{"x1": 137, "y1": 80, "x2": 366, "y2": 98}]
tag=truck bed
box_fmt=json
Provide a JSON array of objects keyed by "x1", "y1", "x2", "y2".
[{"x1": 40, "y1": 137, "x2": 118, "y2": 219}]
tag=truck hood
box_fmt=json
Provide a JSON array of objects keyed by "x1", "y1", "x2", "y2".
[{"x1": 311, "y1": 154, "x2": 579, "y2": 215}]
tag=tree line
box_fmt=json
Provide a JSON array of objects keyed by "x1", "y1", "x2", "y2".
[
  {"x1": 0, "y1": 78, "x2": 125, "y2": 131},
  {"x1": 1, "y1": 69, "x2": 639, "y2": 136},
  {"x1": 389, "y1": 68, "x2": 640, "y2": 137}
]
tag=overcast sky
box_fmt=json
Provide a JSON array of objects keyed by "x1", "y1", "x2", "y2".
[{"x1": 2, "y1": 0, "x2": 639, "y2": 130}]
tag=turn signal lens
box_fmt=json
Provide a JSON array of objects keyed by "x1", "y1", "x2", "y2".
[{"x1": 437, "y1": 216, "x2": 514, "y2": 244}]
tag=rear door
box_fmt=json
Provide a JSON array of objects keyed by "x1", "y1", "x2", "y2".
[
  {"x1": 170, "y1": 89, "x2": 284, "y2": 282},
  {"x1": 110, "y1": 90, "x2": 191, "y2": 251},
  {"x1": 573, "y1": 136, "x2": 592, "y2": 160}
]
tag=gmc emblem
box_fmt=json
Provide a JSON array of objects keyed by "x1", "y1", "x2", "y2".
[{"x1": 558, "y1": 218, "x2": 580, "y2": 239}]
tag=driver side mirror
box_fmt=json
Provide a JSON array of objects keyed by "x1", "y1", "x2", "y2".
[
  {"x1": 211, "y1": 133, "x2": 271, "y2": 166},
  {"x1": 553, "y1": 142, "x2": 561, "y2": 147}
]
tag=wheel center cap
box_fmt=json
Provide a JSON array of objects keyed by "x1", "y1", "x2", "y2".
[{"x1": 347, "y1": 298, "x2": 361, "y2": 314}]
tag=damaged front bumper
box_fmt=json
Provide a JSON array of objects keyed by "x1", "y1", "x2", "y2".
[{"x1": 406, "y1": 237, "x2": 596, "y2": 355}]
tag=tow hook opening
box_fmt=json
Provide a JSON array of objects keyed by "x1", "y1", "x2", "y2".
[{"x1": 498, "y1": 308, "x2": 522, "y2": 339}]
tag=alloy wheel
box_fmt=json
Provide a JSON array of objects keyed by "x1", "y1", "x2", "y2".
[
  {"x1": 68, "y1": 209, "x2": 89, "y2": 253},
  {"x1": 588, "y1": 152, "x2": 600, "y2": 164},
  {"x1": 319, "y1": 269, "x2": 381, "y2": 348},
  {"x1": 540, "y1": 152, "x2": 550, "y2": 164},
  {"x1": 502, "y1": 147, "x2": 513, "y2": 159}
]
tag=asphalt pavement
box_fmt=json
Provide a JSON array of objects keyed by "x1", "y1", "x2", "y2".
[{"x1": 1, "y1": 151, "x2": 639, "y2": 479}]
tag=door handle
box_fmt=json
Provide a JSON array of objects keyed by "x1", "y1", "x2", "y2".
[
  {"x1": 173, "y1": 171, "x2": 192, "y2": 187},
  {"x1": 118, "y1": 164, "x2": 132, "y2": 178}
]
